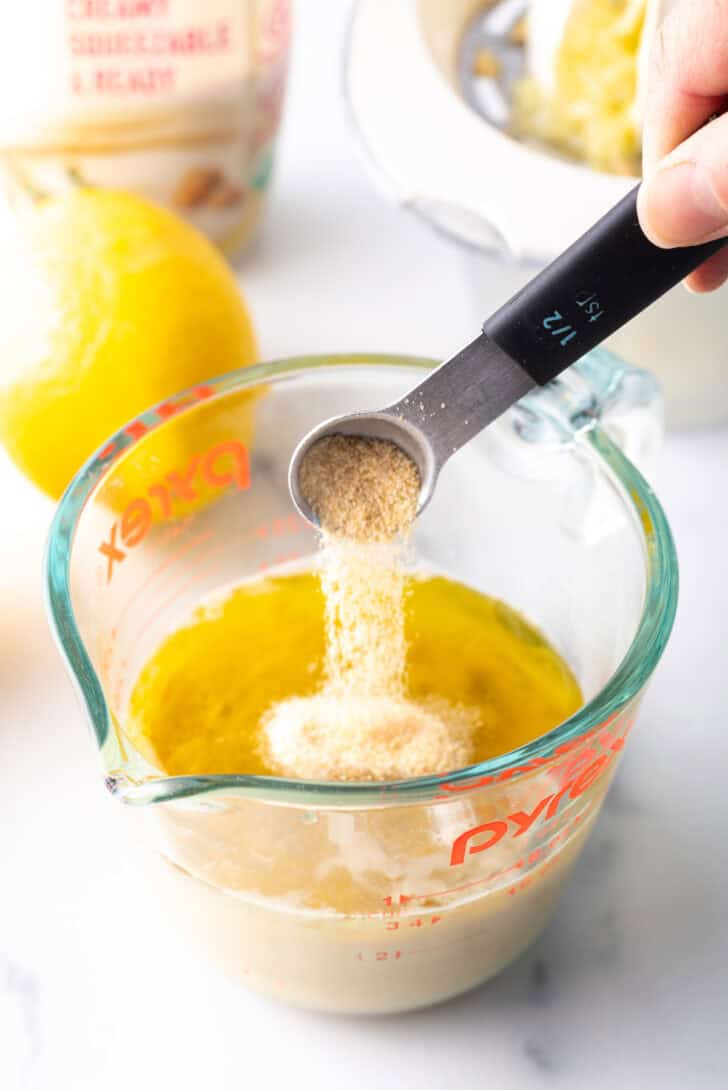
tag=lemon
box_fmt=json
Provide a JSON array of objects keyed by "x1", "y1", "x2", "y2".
[{"x1": 0, "y1": 188, "x2": 258, "y2": 499}]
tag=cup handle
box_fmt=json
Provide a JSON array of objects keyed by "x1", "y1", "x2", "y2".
[
  {"x1": 516, "y1": 347, "x2": 664, "y2": 483},
  {"x1": 571, "y1": 349, "x2": 664, "y2": 482}
]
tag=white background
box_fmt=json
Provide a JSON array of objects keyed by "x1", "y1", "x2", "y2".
[{"x1": 2, "y1": 4, "x2": 727, "y2": 1089}]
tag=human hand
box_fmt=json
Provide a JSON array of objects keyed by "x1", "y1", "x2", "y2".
[{"x1": 637, "y1": 0, "x2": 728, "y2": 291}]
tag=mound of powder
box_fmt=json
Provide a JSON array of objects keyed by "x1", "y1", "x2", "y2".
[{"x1": 263, "y1": 693, "x2": 476, "y2": 782}]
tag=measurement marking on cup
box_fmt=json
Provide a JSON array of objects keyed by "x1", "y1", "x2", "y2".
[
  {"x1": 383, "y1": 915, "x2": 443, "y2": 931},
  {"x1": 379, "y1": 865, "x2": 520, "y2": 907},
  {"x1": 112, "y1": 514, "x2": 305, "y2": 631},
  {"x1": 355, "y1": 825, "x2": 589, "y2": 966},
  {"x1": 356, "y1": 951, "x2": 403, "y2": 962},
  {"x1": 138, "y1": 543, "x2": 305, "y2": 639},
  {"x1": 257, "y1": 551, "x2": 305, "y2": 573},
  {"x1": 125, "y1": 515, "x2": 307, "y2": 646},
  {"x1": 128, "y1": 535, "x2": 234, "y2": 640},
  {"x1": 110, "y1": 521, "x2": 205, "y2": 637}
]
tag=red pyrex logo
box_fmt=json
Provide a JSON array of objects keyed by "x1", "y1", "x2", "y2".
[
  {"x1": 99, "y1": 436, "x2": 250, "y2": 583},
  {"x1": 448, "y1": 723, "x2": 628, "y2": 867}
]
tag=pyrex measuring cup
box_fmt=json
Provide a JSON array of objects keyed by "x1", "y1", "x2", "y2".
[{"x1": 46, "y1": 350, "x2": 677, "y2": 1014}]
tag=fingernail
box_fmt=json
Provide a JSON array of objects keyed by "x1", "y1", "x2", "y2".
[{"x1": 642, "y1": 161, "x2": 728, "y2": 245}]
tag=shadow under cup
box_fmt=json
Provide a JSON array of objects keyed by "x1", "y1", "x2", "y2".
[{"x1": 46, "y1": 351, "x2": 677, "y2": 1013}]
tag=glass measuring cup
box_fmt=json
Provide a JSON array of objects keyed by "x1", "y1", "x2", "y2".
[{"x1": 46, "y1": 350, "x2": 677, "y2": 1014}]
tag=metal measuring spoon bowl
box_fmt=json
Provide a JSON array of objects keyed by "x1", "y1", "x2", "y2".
[
  {"x1": 288, "y1": 335, "x2": 534, "y2": 529},
  {"x1": 288, "y1": 408, "x2": 437, "y2": 530}
]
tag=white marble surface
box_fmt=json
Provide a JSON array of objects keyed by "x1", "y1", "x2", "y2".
[{"x1": 2, "y1": 4, "x2": 728, "y2": 1089}]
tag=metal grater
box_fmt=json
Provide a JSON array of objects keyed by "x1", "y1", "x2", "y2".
[{"x1": 458, "y1": 0, "x2": 529, "y2": 130}]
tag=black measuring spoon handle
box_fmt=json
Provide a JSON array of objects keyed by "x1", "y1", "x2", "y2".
[{"x1": 483, "y1": 184, "x2": 728, "y2": 386}]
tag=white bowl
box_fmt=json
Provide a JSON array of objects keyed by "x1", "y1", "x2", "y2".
[{"x1": 345, "y1": 0, "x2": 728, "y2": 428}]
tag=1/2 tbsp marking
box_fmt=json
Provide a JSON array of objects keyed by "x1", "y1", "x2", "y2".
[
  {"x1": 542, "y1": 309, "x2": 578, "y2": 346},
  {"x1": 541, "y1": 289, "x2": 605, "y2": 348}
]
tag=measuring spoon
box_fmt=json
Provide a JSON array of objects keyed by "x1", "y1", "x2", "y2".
[{"x1": 289, "y1": 186, "x2": 727, "y2": 524}]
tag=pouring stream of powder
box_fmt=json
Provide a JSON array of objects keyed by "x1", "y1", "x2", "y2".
[
  {"x1": 321, "y1": 538, "x2": 406, "y2": 697},
  {"x1": 263, "y1": 436, "x2": 476, "y2": 781}
]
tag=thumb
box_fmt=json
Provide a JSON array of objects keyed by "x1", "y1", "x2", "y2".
[{"x1": 638, "y1": 111, "x2": 728, "y2": 248}]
